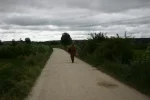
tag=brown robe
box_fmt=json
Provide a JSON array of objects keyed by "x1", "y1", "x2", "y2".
[{"x1": 68, "y1": 46, "x2": 76, "y2": 63}]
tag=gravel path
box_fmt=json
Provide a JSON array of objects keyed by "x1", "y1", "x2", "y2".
[{"x1": 26, "y1": 48, "x2": 149, "y2": 100}]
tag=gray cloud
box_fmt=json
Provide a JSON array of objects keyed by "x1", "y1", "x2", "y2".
[
  {"x1": 1, "y1": 0, "x2": 150, "y2": 13},
  {"x1": 4, "y1": 16, "x2": 51, "y2": 26},
  {"x1": 0, "y1": 0, "x2": 150, "y2": 41},
  {"x1": 67, "y1": 0, "x2": 150, "y2": 12}
]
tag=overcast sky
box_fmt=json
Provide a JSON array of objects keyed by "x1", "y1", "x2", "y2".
[{"x1": 0, "y1": 0, "x2": 150, "y2": 41}]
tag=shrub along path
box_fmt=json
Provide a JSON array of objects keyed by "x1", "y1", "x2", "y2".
[{"x1": 26, "y1": 48, "x2": 149, "y2": 100}]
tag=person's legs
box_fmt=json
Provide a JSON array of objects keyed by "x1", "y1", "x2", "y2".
[
  {"x1": 72, "y1": 56, "x2": 74, "y2": 63},
  {"x1": 70, "y1": 55, "x2": 74, "y2": 63},
  {"x1": 70, "y1": 55, "x2": 73, "y2": 63}
]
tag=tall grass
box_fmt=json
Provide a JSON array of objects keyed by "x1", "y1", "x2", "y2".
[{"x1": 0, "y1": 43, "x2": 53, "y2": 100}]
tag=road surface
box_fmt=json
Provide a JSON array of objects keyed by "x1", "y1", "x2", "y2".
[{"x1": 26, "y1": 48, "x2": 149, "y2": 100}]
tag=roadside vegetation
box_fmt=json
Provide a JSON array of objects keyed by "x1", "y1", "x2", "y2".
[
  {"x1": 0, "y1": 38, "x2": 53, "y2": 100},
  {"x1": 75, "y1": 32, "x2": 150, "y2": 96}
]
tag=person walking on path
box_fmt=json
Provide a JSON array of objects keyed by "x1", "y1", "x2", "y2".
[{"x1": 68, "y1": 44, "x2": 77, "y2": 63}]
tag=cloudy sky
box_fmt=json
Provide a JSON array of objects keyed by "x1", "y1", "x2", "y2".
[{"x1": 0, "y1": 0, "x2": 150, "y2": 41}]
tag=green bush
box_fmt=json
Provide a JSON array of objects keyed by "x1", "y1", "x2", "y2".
[
  {"x1": 0, "y1": 46, "x2": 16, "y2": 58},
  {"x1": 133, "y1": 50, "x2": 144, "y2": 61},
  {"x1": 78, "y1": 33, "x2": 133, "y2": 64},
  {"x1": 96, "y1": 61, "x2": 131, "y2": 81},
  {"x1": 131, "y1": 46, "x2": 150, "y2": 94},
  {"x1": 84, "y1": 33, "x2": 106, "y2": 54},
  {"x1": 0, "y1": 44, "x2": 53, "y2": 100},
  {"x1": 13, "y1": 44, "x2": 32, "y2": 56},
  {"x1": 0, "y1": 44, "x2": 52, "y2": 59},
  {"x1": 94, "y1": 38, "x2": 133, "y2": 64},
  {"x1": 131, "y1": 62, "x2": 150, "y2": 94},
  {"x1": 0, "y1": 44, "x2": 33, "y2": 59},
  {"x1": 26, "y1": 57, "x2": 35, "y2": 66}
]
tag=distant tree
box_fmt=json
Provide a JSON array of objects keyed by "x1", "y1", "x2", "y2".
[
  {"x1": 61, "y1": 32, "x2": 72, "y2": 46},
  {"x1": 0, "y1": 40, "x2": 3, "y2": 46},
  {"x1": 12, "y1": 39, "x2": 16, "y2": 46},
  {"x1": 124, "y1": 31, "x2": 127, "y2": 38},
  {"x1": 116, "y1": 34, "x2": 120, "y2": 38},
  {"x1": 25, "y1": 38, "x2": 31, "y2": 44},
  {"x1": 20, "y1": 38, "x2": 23, "y2": 42}
]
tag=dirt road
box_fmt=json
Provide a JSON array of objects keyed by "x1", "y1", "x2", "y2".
[{"x1": 26, "y1": 48, "x2": 149, "y2": 100}]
